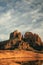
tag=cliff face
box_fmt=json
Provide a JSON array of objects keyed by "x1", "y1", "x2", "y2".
[{"x1": 0, "y1": 30, "x2": 43, "y2": 51}]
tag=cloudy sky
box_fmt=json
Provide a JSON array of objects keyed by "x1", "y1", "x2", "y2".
[{"x1": 0, "y1": 0, "x2": 43, "y2": 41}]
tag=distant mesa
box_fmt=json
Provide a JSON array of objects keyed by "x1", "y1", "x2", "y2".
[{"x1": 0, "y1": 30, "x2": 43, "y2": 51}]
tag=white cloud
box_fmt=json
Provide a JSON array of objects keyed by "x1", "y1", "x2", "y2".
[
  {"x1": 0, "y1": 9, "x2": 12, "y2": 25},
  {"x1": 0, "y1": 0, "x2": 43, "y2": 41},
  {"x1": 0, "y1": 34, "x2": 9, "y2": 41}
]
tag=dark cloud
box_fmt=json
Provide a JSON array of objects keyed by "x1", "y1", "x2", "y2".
[{"x1": 0, "y1": 1, "x2": 6, "y2": 7}]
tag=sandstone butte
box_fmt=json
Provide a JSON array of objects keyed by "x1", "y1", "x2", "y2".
[{"x1": 0, "y1": 30, "x2": 43, "y2": 65}]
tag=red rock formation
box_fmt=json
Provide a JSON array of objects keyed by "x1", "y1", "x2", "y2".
[
  {"x1": 17, "y1": 32, "x2": 23, "y2": 42},
  {"x1": 34, "y1": 34, "x2": 42, "y2": 46},
  {"x1": 24, "y1": 32, "x2": 34, "y2": 39},
  {"x1": 10, "y1": 30, "x2": 19, "y2": 39},
  {"x1": 0, "y1": 30, "x2": 43, "y2": 51},
  {"x1": 0, "y1": 30, "x2": 43, "y2": 65},
  {"x1": 23, "y1": 31, "x2": 43, "y2": 51}
]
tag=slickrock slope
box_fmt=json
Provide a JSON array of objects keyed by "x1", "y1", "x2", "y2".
[
  {"x1": 0, "y1": 50, "x2": 43, "y2": 65},
  {"x1": 0, "y1": 50, "x2": 43, "y2": 61}
]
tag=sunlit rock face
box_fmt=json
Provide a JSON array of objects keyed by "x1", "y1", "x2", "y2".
[
  {"x1": 0, "y1": 30, "x2": 43, "y2": 51},
  {"x1": 10, "y1": 30, "x2": 23, "y2": 41},
  {"x1": 34, "y1": 34, "x2": 42, "y2": 46}
]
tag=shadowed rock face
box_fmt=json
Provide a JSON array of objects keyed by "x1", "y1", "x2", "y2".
[
  {"x1": 22, "y1": 60, "x2": 43, "y2": 65},
  {"x1": 10, "y1": 30, "x2": 19, "y2": 39},
  {"x1": 24, "y1": 32, "x2": 43, "y2": 51},
  {"x1": 0, "y1": 30, "x2": 43, "y2": 51}
]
